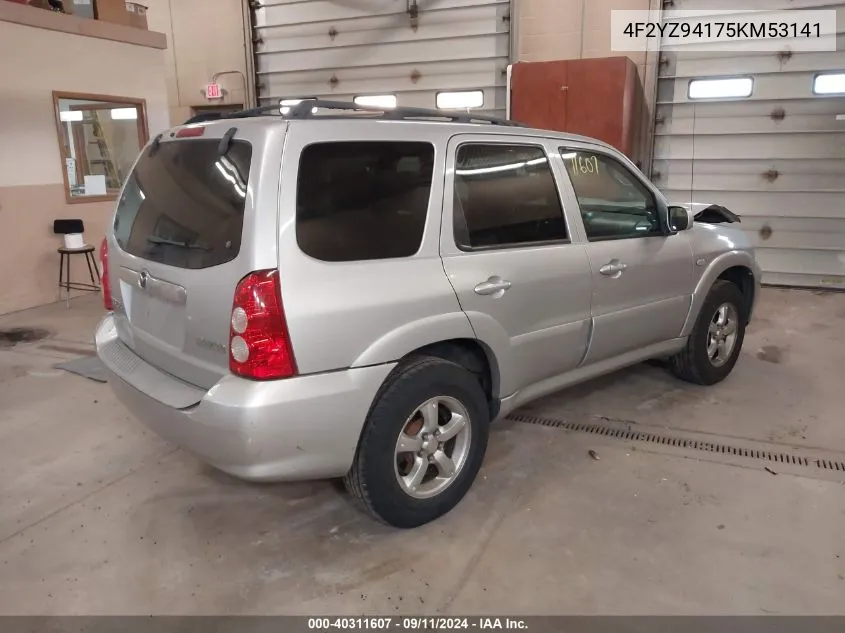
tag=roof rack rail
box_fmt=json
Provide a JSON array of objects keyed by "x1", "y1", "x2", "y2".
[
  {"x1": 290, "y1": 99, "x2": 525, "y2": 127},
  {"x1": 182, "y1": 99, "x2": 524, "y2": 127}
]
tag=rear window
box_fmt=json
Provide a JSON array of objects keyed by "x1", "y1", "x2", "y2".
[
  {"x1": 113, "y1": 139, "x2": 252, "y2": 269},
  {"x1": 296, "y1": 141, "x2": 434, "y2": 262}
]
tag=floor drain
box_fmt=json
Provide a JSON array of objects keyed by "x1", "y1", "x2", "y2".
[
  {"x1": 508, "y1": 413, "x2": 845, "y2": 473},
  {"x1": 0, "y1": 327, "x2": 52, "y2": 348}
]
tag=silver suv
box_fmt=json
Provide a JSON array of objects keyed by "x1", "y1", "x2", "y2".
[{"x1": 95, "y1": 100, "x2": 760, "y2": 528}]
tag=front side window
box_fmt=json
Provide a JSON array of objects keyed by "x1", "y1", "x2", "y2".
[
  {"x1": 453, "y1": 144, "x2": 567, "y2": 249},
  {"x1": 296, "y1": 141, "x2": 434, "y2": 262},
  {"x1": 561, "y1": 149, "x2": 660, "y2": 241}
]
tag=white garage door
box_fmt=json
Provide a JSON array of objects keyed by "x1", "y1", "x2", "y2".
[
  {"x1": 652, "y1": 0, "x2": 845, "y2": 289},
  {"x1": 251, "y1": 0, "x2": 511, "y2": 117}
]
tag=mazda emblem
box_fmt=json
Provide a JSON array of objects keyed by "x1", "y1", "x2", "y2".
[{"x1": 139, "y1": 271, "x2": 149, "y2": 289}]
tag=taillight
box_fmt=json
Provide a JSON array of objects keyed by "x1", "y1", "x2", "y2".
[
  {"x1": 175, "y1": 126, "x2": 205, "y2": 138},
  {"x1": 229, "y1": 269, "x2": 297, "y2": 380},
  {"x1": 100, "y1": 237, "x2": 113, "y2": 311}
]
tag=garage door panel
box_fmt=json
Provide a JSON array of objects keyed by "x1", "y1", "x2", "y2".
[
  {"x1": 655, "y1": 158, "x2": 845, "y2": 177},
  {"x1": 660, "y1": 189, "x2": 845, "y2": 220},
  {"x1": 258, "y1": 86, "x2": 507, "y2": 116},
  {"x1": 656, "y1": 98, "x2": 845, "y2": 120},
  {"x1": 761, "y1": 270, "x2": 845, "y2": 289},
  {"x1": 259, "y1": 61, "x2": 504, "y2": 100},
  {"x1": 659, "y1": 35, "x2": 845, "y2": 64},
  {"x1": 735, "y1": 215, "x2": 845, "y2": 236},
  {"x1": 256, "y1": 0, "x2": 401, "y2": 24},
  {"x1": 255, "y1": 0, "x2": 508, "y2": 26},
  {"x1": 663, "y1": 72, "x2": 845, "y2": 104},
  {"x1": 253, "y1": 0, "x2": 510, "y2": 114},
  {"x1": 667, "y1": 0, "x2": 844, "y2": 13},
  {"x1": 655, "y1": 133, "x2": 845, "y2": 160},
  {"x1": 668, "y1": 47, "x2": 845, "y2": 78},
  {"x1": 257, "y1": 35, "x2": 508, "y2": 74},
  {"x1": 653, "y1": 1, "x2": 845, "y2": 288},
  {"x1": 656, "y1": 113, "x2": 845, "y2": 135},
  {"x1": 654, "y1": 165, "x2": 845, "y2": 192},
  {"x1": 753, "y1": 231, "x2": 845, "y2": 251},
  {"x1": 755, "y1": 249, "x2": 845, "y2": 289},
  {"x1": 256, "y1": 5, "x2": 507, "y2": 53}
]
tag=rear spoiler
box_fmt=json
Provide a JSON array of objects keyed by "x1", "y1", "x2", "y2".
[{"x1": 677, "y1": 203, "x2": 741, "y2": 224}]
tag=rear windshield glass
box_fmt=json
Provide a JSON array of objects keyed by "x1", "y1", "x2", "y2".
[
  {"x1": 113, "y1": 139, "x2": 252, "y2": 269},
  {"x1": 296, "y1": 141, "x2": 434, "y2": 262}
]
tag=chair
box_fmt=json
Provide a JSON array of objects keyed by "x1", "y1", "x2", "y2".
[{"x1": 53, "y1": 219, "x2": 100, "y2": 307}]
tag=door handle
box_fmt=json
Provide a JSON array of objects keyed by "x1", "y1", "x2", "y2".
[
  {"x1": 474, "y1": 277, "x2": 512, "y2": 296},
  {"x1": 599, "y1": 260, "x2": 628, "y2": 276}
]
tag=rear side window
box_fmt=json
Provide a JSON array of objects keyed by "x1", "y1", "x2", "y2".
[
  {"x1": 296, "y1": 141, "x2": 434, "y2": 262},
  {"x1": 453, "y1": 144, "x2": 567, "y2": 250},
  {"x1": 114, "y1": 139, "x2": 251, "y2": 269}
]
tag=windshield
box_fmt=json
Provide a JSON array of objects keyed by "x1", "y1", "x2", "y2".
[{"x1": 113, "y1": 138, "x2": 252, "y2": 269}]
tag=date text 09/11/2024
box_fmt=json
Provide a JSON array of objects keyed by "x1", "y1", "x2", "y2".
[{"x1": 307, "y1": 617, "x2": 529, "y2": 631}]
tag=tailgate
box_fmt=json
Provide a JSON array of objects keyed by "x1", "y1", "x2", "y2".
[{"x1": 106, "y1": 121, "x2": 284, "y2": 389}]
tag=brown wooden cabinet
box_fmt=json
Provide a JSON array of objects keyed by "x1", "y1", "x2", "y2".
[{"x1": 511, "y1": 57, "x2": 644, "y2": 160}]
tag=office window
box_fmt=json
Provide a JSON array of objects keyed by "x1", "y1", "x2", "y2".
[
  {"x1": 814, "y1": 72, "x2": 845, "y2": 95},
  {"x1": 53, "y1": 91, "x2": 148, "y2": 203},
  {"x1": 437, "y1": 90, "x2": 484, "y2": 109},
  {"x1": 353, "y1": 95, "x2": 398, "y2": 108},
  {"x1": 688, "y1": 77, "x2": 753, "y2": 100}
]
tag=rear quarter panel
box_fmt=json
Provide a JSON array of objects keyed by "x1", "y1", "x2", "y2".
[{"x1": 276, "y1": 120, "x2": 472, "y2": 374}]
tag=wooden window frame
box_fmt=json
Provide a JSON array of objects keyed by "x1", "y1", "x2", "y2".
[{"x1": 52, "y1": 90, "x2": 149, "y2": 205}]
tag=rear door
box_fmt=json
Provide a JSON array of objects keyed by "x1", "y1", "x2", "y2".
[
  {"x1": 107, "y1": 120, "x2": 285, "y2": 389},
  {"x1": 440, "y1": 135, "x2": 593, "y2": 398},
  {"x1": 556, "y1": 145, "x2": 694, "y2": 365}
]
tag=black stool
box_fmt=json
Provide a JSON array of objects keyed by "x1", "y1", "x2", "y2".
[{"x1": 54, "y1": 219, "x2": 101, "y2": 307}]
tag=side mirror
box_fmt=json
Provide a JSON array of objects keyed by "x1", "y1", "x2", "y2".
[{"x1": 668, "y1": 205, "x2": 694, "y2": 232}]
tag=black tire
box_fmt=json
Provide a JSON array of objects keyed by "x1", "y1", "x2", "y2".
[
  {"x1": 344, "y1": 355, "x2": 490, "y2": 528},
  {"x1": 671, "y1": 280, "x2": 747, "y2": 385}
]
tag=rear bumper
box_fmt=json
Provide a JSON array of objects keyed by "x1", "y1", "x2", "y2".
[{"x1": 95, "y1": 315, "x2": 395, "y2": 481}]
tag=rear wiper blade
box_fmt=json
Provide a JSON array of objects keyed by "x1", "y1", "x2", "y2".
[{"x1": 147, "y1": 236, "x2": 209, "y2": 250}]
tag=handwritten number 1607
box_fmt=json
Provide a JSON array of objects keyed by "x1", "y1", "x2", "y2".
[{"x1": 568, "y1": 155, "x2": 600, "y2": 176}]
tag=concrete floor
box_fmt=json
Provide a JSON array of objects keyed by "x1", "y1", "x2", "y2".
[{"x1": 0, "y1": 289, "x2": 843, "y2": 615}]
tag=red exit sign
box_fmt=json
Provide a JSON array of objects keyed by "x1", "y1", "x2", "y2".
[{"x1": 206, "y1": 83, "x2": 222, "y2": 99}]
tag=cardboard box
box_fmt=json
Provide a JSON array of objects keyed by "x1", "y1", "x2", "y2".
[
  {"x1": 72, "y1": 0, "x2": 95, "y2": 20},
  {"x1": 94, "y1": 0, "x2": 147, "y2": 29},
  {"x1": 94, "y1": 0, "x2": 129, "y2": 26},
  {"x1": 125, "y1": 2, "x2": 147, "y2": 29}
]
